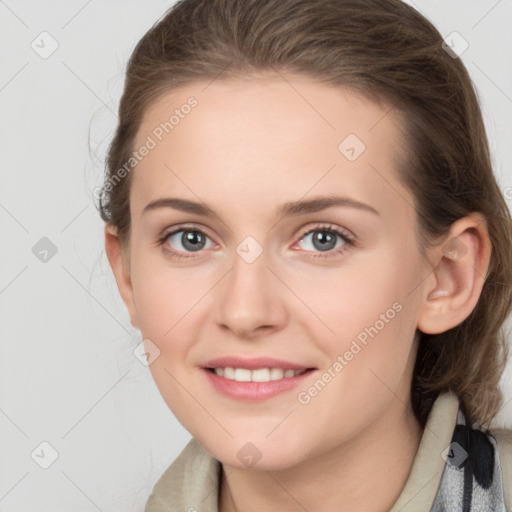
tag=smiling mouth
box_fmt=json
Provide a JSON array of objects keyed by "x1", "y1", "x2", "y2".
[{"x1": 205, "y1": 367, "x2": 316, "y2": 383}]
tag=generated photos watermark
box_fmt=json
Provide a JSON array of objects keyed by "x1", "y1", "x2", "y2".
[
  {"x1": 297, "y1": 301, "x2": 403, "y2": 405},
  {"x1": 94, "y1": 96, "x2": 198, "y2": 200}
]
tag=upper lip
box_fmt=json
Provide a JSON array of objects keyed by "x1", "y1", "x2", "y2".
[{"x1": 202, "y1": 357, "x2": 314, "y2": 371}]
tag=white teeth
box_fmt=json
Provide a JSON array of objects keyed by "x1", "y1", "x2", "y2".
[
  {"x1": 234, "y1": 368, "x2": 252, "y2": 382},
  {"x1": 252, "y1": 368, "x2": 270, "y2": 382},
  {"x1": 213, "y1": 367, "x2": 307, "y2": 382},
  {"x1": 270, "y1": 368, "x2": 284, "y2": 380},
  {"x1": 223, "y1": 367, "x2": 235, "y2": 379}
]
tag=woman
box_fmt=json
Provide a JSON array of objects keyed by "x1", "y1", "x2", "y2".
[{"x1": 98, "y1": 0, "x2": 512, "y2": 510}]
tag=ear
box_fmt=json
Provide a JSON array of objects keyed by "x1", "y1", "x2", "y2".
[
  {"x1": 104, "y1": 224, "x2": 140, "y2": 330},
  {"x1": 417, "y1": 212, "x2": 491, "y2": 334}
]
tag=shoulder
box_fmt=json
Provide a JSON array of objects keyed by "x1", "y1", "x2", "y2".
[
  {"x1": 145, "y1": 438, "x2": 221, "y2": 512},
  {"x1": 491, "y1": 427, "x2": 512, "y2": 451},
  {"x1": 490, "y1": 427, "x2": 512, "y2": 511}
]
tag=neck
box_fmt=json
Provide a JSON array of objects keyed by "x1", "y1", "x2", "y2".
[{"x1": 218, "y1": 397, "x2": 424, "y2": 512}]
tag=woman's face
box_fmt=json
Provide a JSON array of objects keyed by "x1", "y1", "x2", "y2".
[{"x1": 118, "y1": 74, "x2": 434, "y2": 469}]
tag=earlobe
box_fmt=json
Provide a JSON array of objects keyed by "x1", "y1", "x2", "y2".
[
  {"x1": 104, "y1": 225, "x2": 140, "y2": 330},
  {"x1": 417, "y1": 213, "x2": 491, "y2": 335}
]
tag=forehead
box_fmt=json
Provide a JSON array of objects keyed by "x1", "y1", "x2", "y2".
[
  {"x1": 131, "y1": 74, "x2": 412, "y2": 221},
  {"x1": 136, "y1": 74, "x2": 400, "y2": 147}
]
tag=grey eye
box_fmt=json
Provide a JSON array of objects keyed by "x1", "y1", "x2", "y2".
[
  {"x1": 167, "y1": 230, "x2": 213, "y2": 252},
  {"x1": 300, "y1": 230, "x2": 345, "y2": 252}
]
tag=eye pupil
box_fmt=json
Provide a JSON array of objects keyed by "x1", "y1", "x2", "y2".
[
  {"x1": 313, "y1": 231, "x2": 336, "y2": 251},
  {"x1": 182, "y1": 231, "x2": 205, "y2": 251}
]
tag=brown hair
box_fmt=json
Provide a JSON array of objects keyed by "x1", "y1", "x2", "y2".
[{"x1": 97, "y1": 0, "x2": 512, "y2": 428}]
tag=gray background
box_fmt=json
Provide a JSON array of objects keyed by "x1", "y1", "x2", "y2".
[{"x1": 0, "y1": 0, "x2": 511, "y2": 510}]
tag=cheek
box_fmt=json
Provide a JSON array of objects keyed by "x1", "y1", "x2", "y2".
[
  {"x1": 292, "y1": 277, "x2": 417, "y2": 428},
  {"x1": 130, "y1": 260, "x2": 210, "y2": 416},
  {"x1": 289, "y1": 250, "x2": 419, "y2": 372},
  {"x1": 289, "y1": 256, "x2": 403, "y2": 332},
  {"x1": 129, "y1": 248, "x2": 213, "y2": 339}
]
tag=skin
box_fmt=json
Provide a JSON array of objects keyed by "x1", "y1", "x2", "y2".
[{"x1": 105, "y1": 73, "x2": 491, "y2": 512}]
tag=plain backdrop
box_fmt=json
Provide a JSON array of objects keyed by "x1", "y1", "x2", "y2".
[{"x1": 0, "y1": 0, "x2": 511, "y2": 510}]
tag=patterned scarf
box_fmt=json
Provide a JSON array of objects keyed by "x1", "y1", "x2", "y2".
[{"x1": 431, "y1": 400, "x2": 507, "y2": 511}]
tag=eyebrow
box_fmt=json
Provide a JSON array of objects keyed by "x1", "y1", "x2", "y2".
[{"x1": 142, "y1": 196, "x2": 379, "y2": 218}]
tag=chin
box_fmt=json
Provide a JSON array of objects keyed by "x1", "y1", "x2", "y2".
[{"x1": 208, "y1": 439, "x2": 306, "y2": 472}]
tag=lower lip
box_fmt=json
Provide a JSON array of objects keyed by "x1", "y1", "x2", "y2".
[{"x1": 202, "y1": 368, "x2": 316, "y2": 401}]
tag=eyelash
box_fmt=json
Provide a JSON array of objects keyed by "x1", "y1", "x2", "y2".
[{"x1": 156, "y1": 223, "x2": 356, "y2": 261}]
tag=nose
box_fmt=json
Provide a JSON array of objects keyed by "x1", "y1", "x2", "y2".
[{"x1": 214, "y1": 247, "x2": 288, "y2": 340}]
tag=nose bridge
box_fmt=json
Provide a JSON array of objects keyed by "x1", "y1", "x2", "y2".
[{"x1": 214, "y1": 239, "x2": 286, "y2": 336}]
